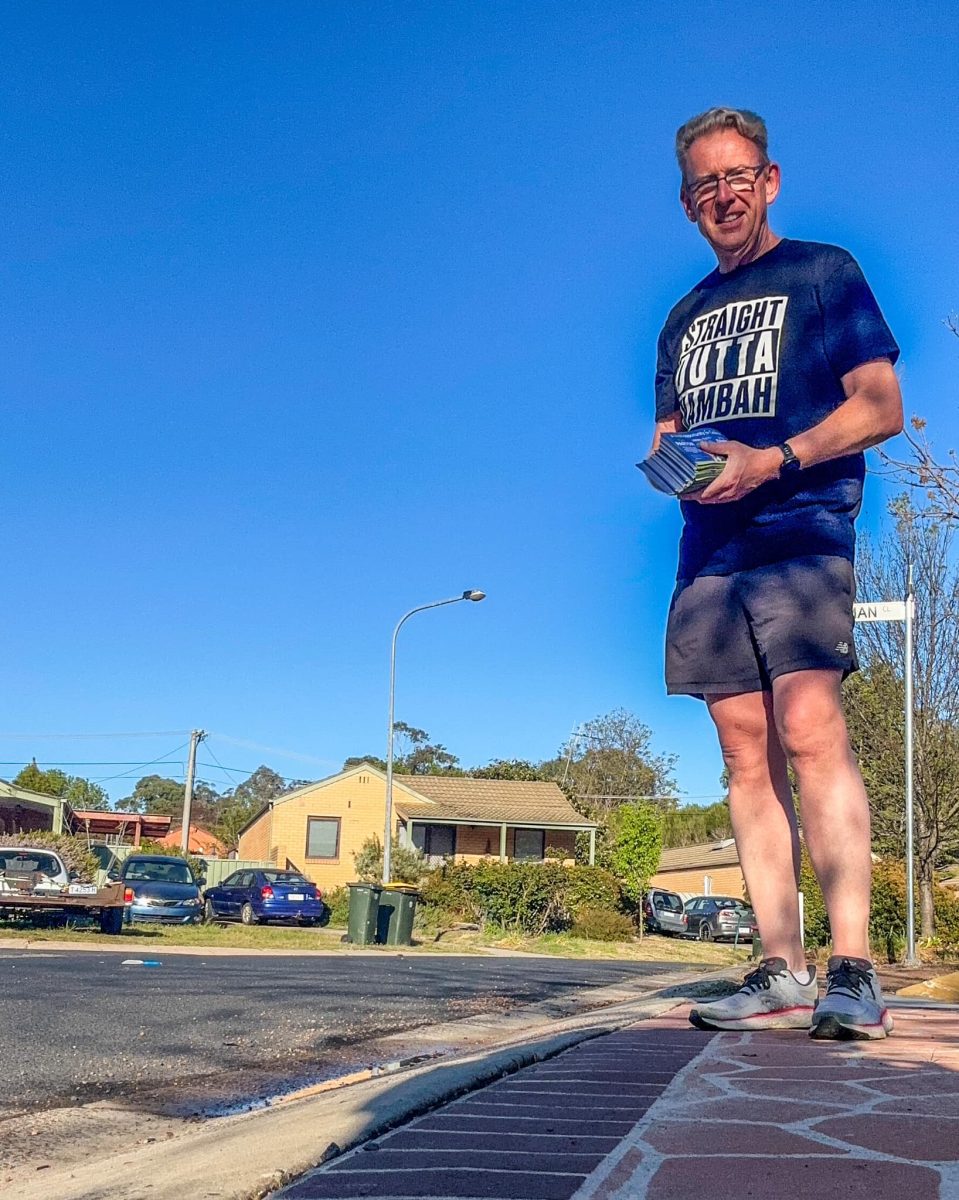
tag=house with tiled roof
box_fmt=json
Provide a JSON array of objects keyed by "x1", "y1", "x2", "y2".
[
  {"x1": 649, "y1": 838, "x2": 745, "y2": 899},
  {"x1": 236, "y1": 763, "x2": 598, "y2": 890}
]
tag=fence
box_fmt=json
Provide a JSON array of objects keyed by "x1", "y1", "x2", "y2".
[{"x1": 196, "y1": 857, "x2": 274, "y2": 888}]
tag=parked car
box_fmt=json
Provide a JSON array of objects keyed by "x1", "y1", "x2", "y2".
[
  {"x1": 684, "y1": 895, "x2": 758, "y2": 942},
  {"x1": 642, "y1": 887, "x2": 688, "y2": 936},
  {"x1": 0, "y1": 847, "x2": 71, "y2": 893},
  {"x1": 116, "y1": 854, "x2": 204, "y2": 924},
  {"x1": 203, "y1": 869, "x2": 329, "y2": 927}
]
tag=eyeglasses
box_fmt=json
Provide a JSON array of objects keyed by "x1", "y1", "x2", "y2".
[{"x1": 685, "y1": 163, "x2": 768, "y2": 204}]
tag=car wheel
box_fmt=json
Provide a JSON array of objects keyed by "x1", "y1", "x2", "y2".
[
  {"x1": 318, "y1": 907, "x2": 331, "y2": 928},
  {"x1": 204, "y1": 899, "x2": 218, "y2": 924},
  {"x1": 99, "y1": 906, "x2": 124, "y2": 935},
  {"x1": 240, "y1": 902, "x2": 258, "y2": 926},
  {"x1": 698, "y1": 922, "x2": 713, "y2": 942}
]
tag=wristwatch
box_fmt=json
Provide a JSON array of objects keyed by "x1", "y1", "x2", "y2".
[{"x1": 778, "y1": 441, "x2": 801, "y2": 473}]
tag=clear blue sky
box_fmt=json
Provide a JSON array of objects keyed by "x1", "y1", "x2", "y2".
[{"x1": 1, "y1": 2, "x2": 956, "y2": 804}]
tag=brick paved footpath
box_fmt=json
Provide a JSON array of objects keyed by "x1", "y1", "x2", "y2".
[{"x1": 275, "y1": 1002, "x2": 959, "y2": 1200}]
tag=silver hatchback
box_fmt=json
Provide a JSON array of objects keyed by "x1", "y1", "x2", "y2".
[{"x1": 643, "y1": 888, "x2": 689, "y2": 937}]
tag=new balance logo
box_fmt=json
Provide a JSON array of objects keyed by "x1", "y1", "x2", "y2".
[{"x1": 835, "y1": 641, "x2": 849, "y2": 655}]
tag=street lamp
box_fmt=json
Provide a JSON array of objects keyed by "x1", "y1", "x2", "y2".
[{"x1": 383, "y1": 589, "x2": 486, "y2": 884}]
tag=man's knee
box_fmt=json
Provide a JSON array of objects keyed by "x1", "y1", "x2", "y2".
[
  {"x1": 774, "y1": 674, "x2": 849, "y2": 767},
  {"x1": 709, "y1": 699, "x2": 776, "y2": 786}
]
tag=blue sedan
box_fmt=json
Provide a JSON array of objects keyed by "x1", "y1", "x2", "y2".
[
  {"x1": 203, "y1": 869, "x2": 329, "y2": 926},
  {"x1": 119, "y1": 854, "x2": 204, "y2": 924}
]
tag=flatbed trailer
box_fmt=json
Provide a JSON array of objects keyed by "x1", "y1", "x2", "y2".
[{"x1": 0, "y1": 882, "x2": 126, "y2": 934}]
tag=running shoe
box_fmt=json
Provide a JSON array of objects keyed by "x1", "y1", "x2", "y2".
[
  {"x1": 809, "y1": 956, "x2": 894, "y2": 1041},
  {"x1": 689, "y1": 957, "x2": 818, "y2": 1031}
]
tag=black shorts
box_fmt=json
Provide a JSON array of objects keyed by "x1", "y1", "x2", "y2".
[{"x1": 665, "y1": 554, "x2": 858, "y2": 698}]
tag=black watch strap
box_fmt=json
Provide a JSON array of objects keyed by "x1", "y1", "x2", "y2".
[{"x1": 779, "y1": 442, "x2": 801, "y2": 473}]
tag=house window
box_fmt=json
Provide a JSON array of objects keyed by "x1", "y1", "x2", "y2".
[
  {"x1": 305, "y1": 817, "x2": 340, "y2": 860},
  {"x1": 513, "y1": 829, "x2": 545, "y2": 862},
  {"x1": 411, "y1": 824, "x2": 456, "y2": 857}
]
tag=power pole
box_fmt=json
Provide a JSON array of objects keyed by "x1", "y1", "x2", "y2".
[{"x1": 181, "y1": 729, "x2": 207, "y2": 854}]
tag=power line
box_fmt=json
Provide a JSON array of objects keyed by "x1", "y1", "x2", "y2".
[
  {"x1": 0, "y1": 730, "x2": 191, "y2": 739},
  {"x1": 92, "y1": 743, "x2": 191, "y2": 786},
  {"x1": 197, "y1": 760, "x2": 250, "y2": 780},
  {"x1": 0, "y1": 761, "x2": 185, "y2": 767},
  {"x1": 201, "y1": 741, "x2": 246, "y2": 788}
]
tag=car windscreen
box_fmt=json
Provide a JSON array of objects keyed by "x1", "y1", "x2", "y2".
[
  {"x1": 715, "y1": 899, "x2": 747, "y2": 910},
  {"x1": 124, "y1": 861, "x2": 193, "y2": 884},
  {"x1": 654, "y1": 893, "x2": 683, "y2": 912},
  {"x1": 263, "y1": 872, "x2": 310, "y2": 885},
  {"x1": 0, "y1": 852, "x2": 62, "y2": 876}
]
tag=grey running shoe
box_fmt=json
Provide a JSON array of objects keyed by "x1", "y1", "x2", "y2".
[
  {"x1": 689, "y1": 958, "x2": 818, "y2": 1031},
  {"x1": 810, "y1": 956, "x2": 894, "y2": 1041}
]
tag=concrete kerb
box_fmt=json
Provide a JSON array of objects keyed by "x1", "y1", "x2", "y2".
[{"x1": 1, "y1": 980, "x2": 720, "y2": 1200}]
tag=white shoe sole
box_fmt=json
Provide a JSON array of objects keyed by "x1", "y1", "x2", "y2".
[
  {"x1": 809, "y1": 1008, "x2": 894, "y2": 1041},
  {"x1": 690, "y1": 1004, "x2": 815, "y2": 1031}
]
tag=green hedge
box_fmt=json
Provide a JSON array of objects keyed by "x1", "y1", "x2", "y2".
[{"x1": 419, "y1": 860, "x2": 625, "y2": 936}]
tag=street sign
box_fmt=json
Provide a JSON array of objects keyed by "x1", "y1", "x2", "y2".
[
  {"x1": 853, "y1": 600, "x2": 908, "y2": 623},
  {"x1": 852, "y1": 589, "x2": 918, "y2": 965}
]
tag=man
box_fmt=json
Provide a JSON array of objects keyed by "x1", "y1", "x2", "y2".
[{"x1": 654, "y1": 107, "x2": 903, "y2": 1040}]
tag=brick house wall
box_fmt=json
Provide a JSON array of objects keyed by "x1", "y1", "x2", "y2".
[{"x1": 650, "y1": 863, "x2": 745, "y2": 898}]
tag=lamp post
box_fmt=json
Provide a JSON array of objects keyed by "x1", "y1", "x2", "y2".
[{"x1": 383, "y1": 589, "x2": 486, "y2": 885}]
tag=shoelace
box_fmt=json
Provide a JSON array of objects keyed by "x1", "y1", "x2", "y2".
[
  {"x1": 826, "y1": 958, "x2": 874, "y2": 999},
  {"x1": 740, "y1": 961, "x2": 776, "y2": 993}
]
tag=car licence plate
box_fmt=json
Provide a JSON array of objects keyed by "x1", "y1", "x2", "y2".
[
  {"x1": 287, "y1": 893, "x2": 305, "y2": 901},
  {"x1": 68, "y1": 884, "x2": 98, "y2": 895}
]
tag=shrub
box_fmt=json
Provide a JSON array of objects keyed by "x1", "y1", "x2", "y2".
[
  {"x1": 930, "y1": 887, "x2": 959, "y2": 955},
  {"x1": 0, "y1": 832, "x2": 99, "y2": 883},
  {"x1": 869, "y1": 859, "x2": 909, "y2": 961},
  {"x1": 799, "y1": 845, "x2": 830, "y2": 948},
  {"x1": 323, "y1": 885, "x2": 350, "y2": 925},
  {"x1": 802, "y1": 851, "x2": 959, "y2": 961},
  {"x1": 571, "y1": 905, "x2": 635, "y2": 942},
  {"x1": 418, "y1": 860, "x2": 625, "y2": 936},
  {"x1": 563, "y1": 866, "x2": 623, "y2": 919},
  {"x1": 353, "y1": 836, "x2": 428, "y2": 885},
  {"x1": 419, "y1": 861, "x2": 479, "y2": 921}
]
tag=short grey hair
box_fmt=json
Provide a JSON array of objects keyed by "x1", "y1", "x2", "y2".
[{"x1": 675, "y1": 107, "x2": 769, "y2": 178}]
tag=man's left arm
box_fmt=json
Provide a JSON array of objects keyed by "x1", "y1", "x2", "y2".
[{"x1": 696, "y1": 358, "x2": 902, "y2": 505}]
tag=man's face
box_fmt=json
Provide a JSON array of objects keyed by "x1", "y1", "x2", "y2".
[{"x1": 680, "y1": 128, "x2": 780, "y2": 263}]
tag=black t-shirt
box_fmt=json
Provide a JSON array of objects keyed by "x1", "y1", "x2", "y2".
[{"x1": 655, "y1": 238, "x2": 900, "y2": 579}]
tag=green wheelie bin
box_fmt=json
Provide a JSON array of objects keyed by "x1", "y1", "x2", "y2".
[
  {"x1": 376, "y1": 885, "x2": 420, "y2": 946},
  {"x1": 347, "y1": 882, "x2": 382, "y2": 945}
]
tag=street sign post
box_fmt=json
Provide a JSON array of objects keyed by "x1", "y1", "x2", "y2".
[{"x1": 854, "y1": 577, "x2": 917, "y2": 965}]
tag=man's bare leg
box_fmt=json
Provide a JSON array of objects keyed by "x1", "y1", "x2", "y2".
[
  {"x1": 705, "y1": 689, "x2": 805, "y2": 972},
  {"x1": 772, "y1": 668, "x2": 872, "y2": 961}
]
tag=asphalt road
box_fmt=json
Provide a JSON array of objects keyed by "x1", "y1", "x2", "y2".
[{"x1": 2, "y1": 950, "x2": 695, "y2": 1117}]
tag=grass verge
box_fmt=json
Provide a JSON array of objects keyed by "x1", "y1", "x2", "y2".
[{"x1": 0, "y1": 917, "x2": 751, "y2": 963}]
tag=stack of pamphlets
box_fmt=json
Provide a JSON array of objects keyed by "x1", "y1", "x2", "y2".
[{"x1": 637, "y1": 426, "x2": 728, "y2": 496}]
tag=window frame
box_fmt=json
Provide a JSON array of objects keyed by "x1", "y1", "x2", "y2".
[
  {"x1": 305, "y1": 816, "x2": 341, "y2": 862},
  {"x1": 513, "y1": 828, "x2": 546, "y2": 863},
  {"x1": 411, "y1": 823, "x2": 457, "y2": 858}
]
